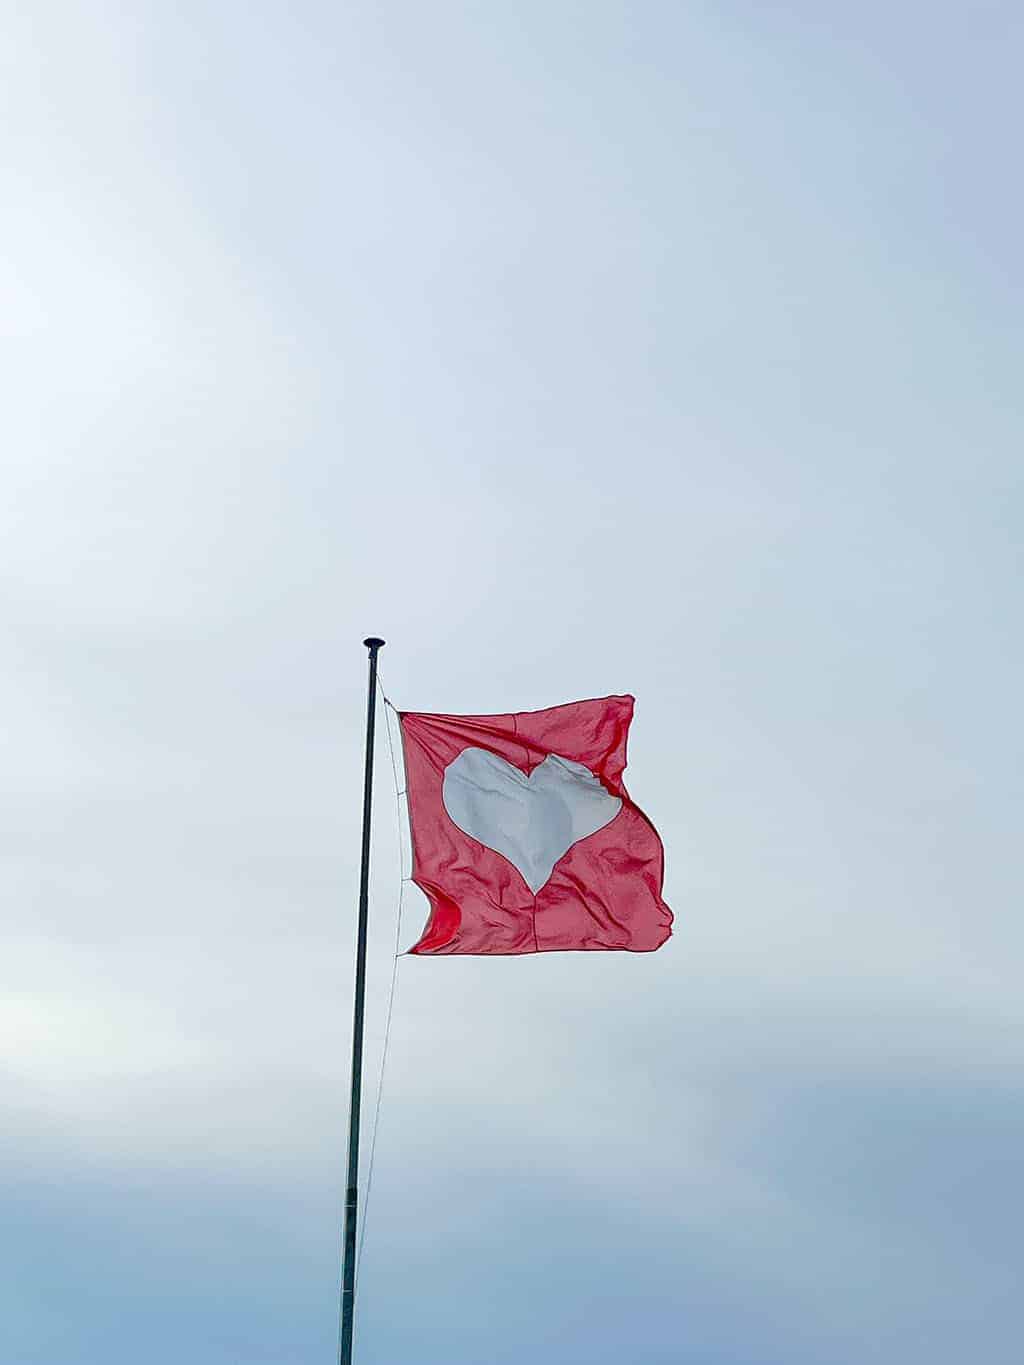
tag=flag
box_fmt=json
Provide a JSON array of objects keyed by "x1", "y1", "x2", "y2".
[{"x1": 399, "y1": 695, "x2": 672, "y2": 955}]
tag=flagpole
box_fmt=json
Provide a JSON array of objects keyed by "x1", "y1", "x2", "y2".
[{"x1": 339, "y1": 635, "x2": 385, "y2": 1365}]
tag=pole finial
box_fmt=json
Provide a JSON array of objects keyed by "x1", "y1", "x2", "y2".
[{"x1": 363, "y1": 636, "x2": 386, "y2": 651}]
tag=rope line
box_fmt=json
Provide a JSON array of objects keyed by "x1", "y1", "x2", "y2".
[{"x1": 355, "y1": 679, "x2": 407, "y2": 1283}]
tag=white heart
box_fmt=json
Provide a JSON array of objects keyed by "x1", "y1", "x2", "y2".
[{"x1": 442, "y1": 747, "x2": 623, "y2": 893}]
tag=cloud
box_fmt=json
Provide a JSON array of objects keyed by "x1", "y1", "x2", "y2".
[{"x1": 3, "y1": 2, "x2": 1021, "y2": 1362}]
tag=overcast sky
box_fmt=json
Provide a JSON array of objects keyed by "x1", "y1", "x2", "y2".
[{"x1": 3, "y1": 3, "x2": 1022, "y2": 1362}]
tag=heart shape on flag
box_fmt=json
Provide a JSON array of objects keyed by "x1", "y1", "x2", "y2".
[{"x1": 441, "y1": 746, "x2": 623, "y2": 893}]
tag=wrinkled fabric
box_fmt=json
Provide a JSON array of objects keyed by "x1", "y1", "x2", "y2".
[{"x1": 400, "y1": 696, "x2": 673, "y2": 955}]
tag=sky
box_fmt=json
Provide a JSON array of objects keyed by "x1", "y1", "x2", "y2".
[{"x1": 2, "y1": 2, "x2": 1022, "y2": 1362}]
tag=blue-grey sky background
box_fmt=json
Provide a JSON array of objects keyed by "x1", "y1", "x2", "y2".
[{"x1": 3, "y1": 3, "x2": 1022, "y2": 1362}]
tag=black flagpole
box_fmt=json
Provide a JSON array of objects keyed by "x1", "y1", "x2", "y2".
[{"x1": 339, "y1": 636, "x2": 385, "y2": 1365}]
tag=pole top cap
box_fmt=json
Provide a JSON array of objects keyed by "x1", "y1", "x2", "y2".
[{"x1": 363, "y1": 637, "x2": 386, "y2": 650}]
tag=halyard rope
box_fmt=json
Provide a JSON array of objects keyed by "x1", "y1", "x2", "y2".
[{"x1": 354, "y1": 679, "x2": 406, "y2": 1284}]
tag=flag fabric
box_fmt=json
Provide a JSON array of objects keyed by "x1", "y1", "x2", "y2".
[{"x1": 399, "y1": 695, "x2": 672, "y2": 955}]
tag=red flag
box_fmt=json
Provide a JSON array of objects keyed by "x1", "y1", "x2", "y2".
[{"x1": 399, "y1": 695, "x2": 672, "y2": 955}]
